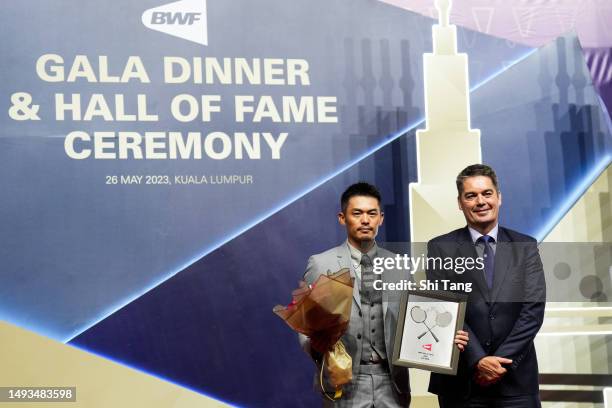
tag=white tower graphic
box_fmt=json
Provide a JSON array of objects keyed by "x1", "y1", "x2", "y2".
[{"x1": 409, "y1": 0, "x2": 482, "y2": 244}]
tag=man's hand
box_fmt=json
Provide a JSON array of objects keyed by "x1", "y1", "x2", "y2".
[
  {"x1": 475, "y1": 356, "x2": 512, "y2": 386},
  {"x1": 454, "y1": 330, "x2": 469, "y2": 351}
]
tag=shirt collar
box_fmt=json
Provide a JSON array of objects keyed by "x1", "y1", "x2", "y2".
[
  {"x1": 347, "y1": 240, "x2": 378, "y2": 264},
  {"x1": 468, "y1": 224, "x2": 498, "y2": 244}
]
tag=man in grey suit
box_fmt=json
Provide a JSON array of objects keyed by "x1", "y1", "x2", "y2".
[{"x1": 300, "y1": 182, "x2": 468, "y2": 407}]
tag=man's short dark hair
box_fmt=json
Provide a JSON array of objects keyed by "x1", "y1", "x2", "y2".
[
  {"x1": 340, "y1": 182, "x2": 382, "y2": 213},
  {"x1": 456, "y1": 164, "x2": 499, "y2": 195}
]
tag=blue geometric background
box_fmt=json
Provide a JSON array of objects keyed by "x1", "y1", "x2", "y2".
[
  {"x1": 0, "y1": 0, "x2": 531, "y2": 342},
  {"x1": 0, "y1": 0, "x2": 610, "y2": 407}
]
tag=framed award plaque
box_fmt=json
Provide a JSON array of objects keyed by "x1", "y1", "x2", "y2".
[{"x1": 392, "y1": 290, "x2": 467, "y2": 375}]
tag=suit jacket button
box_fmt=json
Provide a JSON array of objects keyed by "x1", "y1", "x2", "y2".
[
  {"x1": 485, "y1": 340, "x2": 491, "y2": 346},
  {"x1": 489, "y1": 315, "x2": 495, "y2": 320},
  {"x1": 357, "y1": 334, "x2": 362, "y2": 339}
]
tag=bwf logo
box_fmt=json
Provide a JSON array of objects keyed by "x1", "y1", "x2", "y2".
[
  {"x1": 142, "y1": 0, "x2": 208, "y2": 45},
  {"x1": 150, "y1": 12, "x2": 201, "y2": 25}
]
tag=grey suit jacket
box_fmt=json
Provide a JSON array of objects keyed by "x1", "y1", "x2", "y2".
[{"x1": 299, "y1": 242, "x2": 410, "y2": 395}]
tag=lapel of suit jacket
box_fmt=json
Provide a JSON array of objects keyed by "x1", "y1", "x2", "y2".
[
  {"x1": 336, "y1": 243, "x2": 361, "y2": 310},
  {"x1": 457, "y1": 227, "x2": 490, "y2": 302},
  {"x1": 490, "y1": 227, "x2": 512, "y2": 302}
]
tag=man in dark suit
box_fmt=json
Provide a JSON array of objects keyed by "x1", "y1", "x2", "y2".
[{"x1": 426, "y1": 164, "x2": 546, "y2": 408}]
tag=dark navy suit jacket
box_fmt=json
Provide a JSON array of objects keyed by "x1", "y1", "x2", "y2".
[{"x1": 426, "y1": 226, "x2": 546, "y2": 399}]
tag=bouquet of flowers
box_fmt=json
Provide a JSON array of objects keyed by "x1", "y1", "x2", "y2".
[{"x1": 273, "y1": 268, "x2": 354, "y2": 398}]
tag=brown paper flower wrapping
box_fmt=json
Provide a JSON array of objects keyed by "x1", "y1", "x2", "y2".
[
  {"x1": 273, "y1": 268, "x2": 355, "y2": 389},
  {"x1": 273, "y1": 268, "x2": 354, "y2": 353},
  {"x1": 324, "y1": 339, "x2": 353, "y2": 388}
]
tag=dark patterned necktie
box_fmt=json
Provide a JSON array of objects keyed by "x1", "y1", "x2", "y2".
[
  {"x1": 478, "y1": 235, "x2": 495, "y2": 289},
  {"x1": 360, "y1": 254, "x2": 381, "y2": 303}
]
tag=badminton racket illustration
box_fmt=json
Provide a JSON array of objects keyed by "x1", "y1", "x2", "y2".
[
  {"x1": 410, "y1": 306, "x2": 439, "y2": 343},
  {"x1": 417, "y1": 310, "x2": 453, "y2": 340}
]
